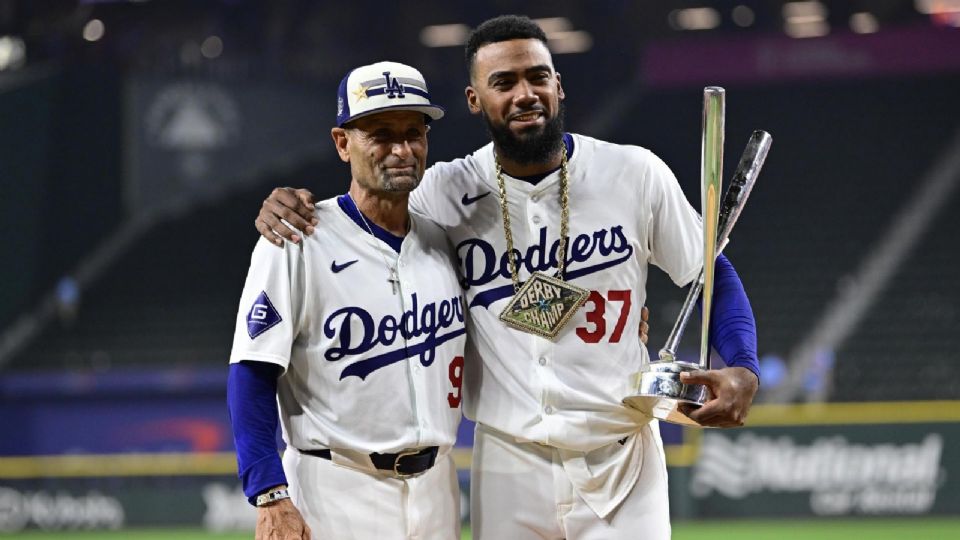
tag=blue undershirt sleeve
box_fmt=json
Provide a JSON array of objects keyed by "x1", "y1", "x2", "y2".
[
  {"x1": 704, "y1": 253, "x2": 760, "y2": 382},
  {"x1": 227, "y1": 360, "x2": 287, "y2": 505}
]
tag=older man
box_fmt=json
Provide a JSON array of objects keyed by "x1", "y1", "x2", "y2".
[{"x1": 228, "y1": 61, "x2": 465, "y2": 540}]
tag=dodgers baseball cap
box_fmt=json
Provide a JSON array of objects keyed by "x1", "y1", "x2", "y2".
[{"x1": 336, "y1": 61, "x2": 445, "y2": 127}]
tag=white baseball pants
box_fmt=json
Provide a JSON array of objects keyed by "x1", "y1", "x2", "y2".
[
  {"x1": 470, "y1": 423, "x2": 671, "y2": 540},
  {"x1": 283, "y1": 448, "x2": 460, "y2": 540}
]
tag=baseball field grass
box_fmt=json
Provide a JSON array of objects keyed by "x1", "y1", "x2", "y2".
[{"x1": 4, "y1": 519, "x2": 960, "y2": 539}]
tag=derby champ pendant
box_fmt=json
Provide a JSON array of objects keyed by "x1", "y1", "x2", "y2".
[
  {"x1": 495, "y1": 145, "x2": 585, "y2": 339},
  {"x1": 498, "y1": 272, "x2": 589, "y2": 339}
]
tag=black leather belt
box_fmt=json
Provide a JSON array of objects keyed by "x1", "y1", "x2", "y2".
[{"x1": 299, "y1": 446, "x2": 439, "y2": 477}]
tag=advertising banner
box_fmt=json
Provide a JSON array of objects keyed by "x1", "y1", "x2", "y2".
[{"x1": 688, "y1": 402, "x2": 960, "y2": 517}]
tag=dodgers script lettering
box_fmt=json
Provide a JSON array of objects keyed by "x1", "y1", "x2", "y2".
[{"x1": 323, "y1": 293, "x2": 466, "y2": 380}]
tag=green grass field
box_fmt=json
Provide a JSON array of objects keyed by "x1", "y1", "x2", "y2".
[{"x1": 4, "y1": 519, "x2": 960, "y2": 539}]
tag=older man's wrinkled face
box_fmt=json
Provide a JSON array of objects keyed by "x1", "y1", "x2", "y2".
[
  {"x1": 332, "y1": 110, "x2": 428, "y2": 194},
  {"x1": 466, "y1": 38, "x2": 566, "y2": 165}
]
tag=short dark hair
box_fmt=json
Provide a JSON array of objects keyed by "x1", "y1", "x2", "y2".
[{"x1": 465, "y1": 15, "x2": 548, "y2": 76}]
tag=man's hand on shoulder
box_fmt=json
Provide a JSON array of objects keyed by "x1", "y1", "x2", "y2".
[
  {"x1": 256, "y1": 496, "x2": 311, "y2": 540},
  {"x1": 256, "y1": 187, "x2": 319, "y2": 246},
  {"x1": 678, "y1": 366, "x2": 759, "y2": 428}
]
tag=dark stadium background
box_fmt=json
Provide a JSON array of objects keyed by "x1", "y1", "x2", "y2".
[{"x1": 1, "y1": 0, "x2": 958, "y2": 537}]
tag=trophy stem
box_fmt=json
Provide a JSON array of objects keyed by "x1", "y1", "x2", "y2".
[
  {"x1": 659, "y1": 272, "x2": 703, "y2": 364},
  {"x1": 699, "y1": 87, "x2": 725, "y2": 369}
]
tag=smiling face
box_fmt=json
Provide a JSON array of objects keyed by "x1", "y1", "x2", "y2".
[
  {"x1": 465, "y1": 38, "x2": 566, "y2": 167},
  {"x1": 331, "y1": 110, "x2": 428, "y2": 194}
]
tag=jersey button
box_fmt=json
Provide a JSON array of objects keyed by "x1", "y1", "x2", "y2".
[
  {"x1": 531, "y1": 194, "x2": 540, "y2": 202},
  {"x1": 544, "y1": 405, "x2": 555, "y2": 415},
  {"x1": 538, "y1": 357, "x2": 547, "y2": 366},
  {"x1": 532, "y1": 215, "x2": 542, "y2": 224}
]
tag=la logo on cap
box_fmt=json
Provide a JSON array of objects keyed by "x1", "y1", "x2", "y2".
[{"x1": 383, "y1": 72, "x2": 405, "y2": 99}]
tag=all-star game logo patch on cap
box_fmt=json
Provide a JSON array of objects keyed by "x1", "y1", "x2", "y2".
[{"x1": 336, "y1": 61, "x2": 445, "y2": 127}]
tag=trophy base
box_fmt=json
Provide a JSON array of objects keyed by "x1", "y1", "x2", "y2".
[{"x1": 622, "y1": 362, "x2": 709, "y2": 427}]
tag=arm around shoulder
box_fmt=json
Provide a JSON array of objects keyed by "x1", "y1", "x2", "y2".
[{"x1": 256, "y1": 187, "x2": 318, "y2": 246}]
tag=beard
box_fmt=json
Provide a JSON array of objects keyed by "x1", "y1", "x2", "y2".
[
  {"x1": 379, "y1": 170, "x2": 420, "y2": 192},
  {"x1": 374, "y1": 160, "x2": 423, "y2": 194},
  {"x1": 483, "y1": 103, "x2": 565, "y2": 166}
]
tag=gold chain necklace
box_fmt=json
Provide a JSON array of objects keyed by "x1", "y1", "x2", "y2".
[
  {"x1": 495, "y1": 147, "x2": 588, "y2": 339},
  {"x1": 497, "y1": 149, "x2": 572, "y2": 287}
]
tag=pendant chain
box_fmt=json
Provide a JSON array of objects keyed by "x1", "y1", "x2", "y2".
[
  {"x1": 495, "y1": 147, "x2": 570, "y2": 293},
  {"x1": 346, "y1": 193, "x2": 401, "y2": 294}
]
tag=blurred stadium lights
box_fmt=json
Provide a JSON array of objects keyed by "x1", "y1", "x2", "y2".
[
  {"x1": 419, "y1": 17, "x2": 590, "y2": 54},
  {"x1": 533, "y1": 17, "x2": 592, "y2": 54},
  {"x1": 419, "y1": 23, "x2": 469, "y2": 47},
  {"x1": 783, "y1": 0, "x2": 830, "y2": 38},
  {"x1": 915, "y1": 0, "x2": 960, "y2": 26},
  {"x1": 850, "y1": 12, "x2": 880, "y2": 34},
  {"x1": 783, "y1": 0, "x2": 828, "y2": 23},
  {"x1": 547, "y1": 30, "x2": 592, "y2": 54},
  {"x1": 731, "y1": 5, "x2": 756, "y2": 27},
  {"x1": 82, "y1": 19, "x2": 105, "y2": 42},
  {"x1": 914, "y1": 0, "x2": 960, "y2": 13},
  {"x1": 200, "y1": 35, "x2": 223, "y2": 59},
  {"x1": 179, "y1": 39, "x2": 202, "y2": 65},
  {"x1": 784, "y1": 19, "x2": 829, "y2": 37},
  {"x1": 532, "y1": 16, "x2": 572, "y2": 35},
  {"x1": 0, "y1": 35, "x2": 26, "y2": 71},
  {"x1": 668, "y1": 7, "x2": 722, "y2": 31}
]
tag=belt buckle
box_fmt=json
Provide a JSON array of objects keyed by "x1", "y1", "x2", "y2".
[{"x1": 392, "y1": 449, "x2": 419, "y2": 478}]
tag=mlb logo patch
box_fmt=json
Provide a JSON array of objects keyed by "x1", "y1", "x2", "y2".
[{"x1": 247, "y1": 291, "x2": 282, "y2": 339}]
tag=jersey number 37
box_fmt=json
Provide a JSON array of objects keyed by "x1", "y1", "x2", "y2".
[{"x1": 576, "y1": 289, "x2": 632, "y2": 344}]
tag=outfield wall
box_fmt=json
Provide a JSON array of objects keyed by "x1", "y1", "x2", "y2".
[
  {"x1": 674, "y1": 401, "x2": 960, "y2": 519},
  {"x1": 1, "y1": 369, "x2": 957, "y2": 532}
]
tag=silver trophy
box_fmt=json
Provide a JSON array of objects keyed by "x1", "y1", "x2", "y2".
[{"x1": 623, "y1": 87, "x2": 772, "y2": 426}]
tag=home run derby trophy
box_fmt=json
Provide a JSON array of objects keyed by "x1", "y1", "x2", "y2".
[{"x1": 623, "y1": 86, "x2": 772, "y2": 426}]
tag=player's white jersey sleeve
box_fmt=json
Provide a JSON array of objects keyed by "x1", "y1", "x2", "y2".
[
  {"x1": 409, "y1": 162, "x2": 470, "y2": 228},
  {"x1": 229, "y1": 237, "x2": 305, "y2": 370},
  {"x1": 641, "y1": 151, "x2": 703, "y2": 287},
  {"x1": 408, "y1": 166, "x2": 435, "y2": 220}
]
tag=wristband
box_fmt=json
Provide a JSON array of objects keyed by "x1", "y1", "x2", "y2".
[{"x1": 255, "y1": 487, "x2": 291, "y2": 507}]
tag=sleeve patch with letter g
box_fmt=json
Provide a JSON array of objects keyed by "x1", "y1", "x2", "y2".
[{"x1": 246, "y1": 291, "x2": 282, "y2": 339}]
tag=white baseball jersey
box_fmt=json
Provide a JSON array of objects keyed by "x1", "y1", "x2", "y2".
[
  {"x1": 229, "y1": 197, "x2": 466, "y2": 455},
  {"x1": 409, "y1": 133, "x2": 702, "y2": 517}
]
